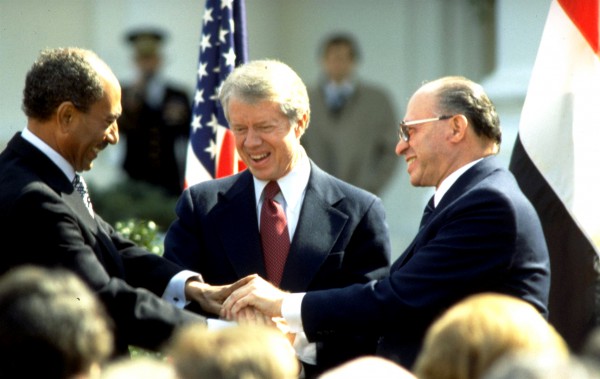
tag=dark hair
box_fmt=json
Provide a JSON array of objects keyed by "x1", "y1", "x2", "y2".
[
  {"x1": 0, "y1": 265, "x2": 113, "y2": 378},
  {"x1": 22, "y1": 48, "x2": 105, "y2": 120},
  {"x1": 320, "y1": 33, "x2": 361, "y2": 61},
  {"x1": 435, "y1": 76, "x2": 502, "y2": 145}
]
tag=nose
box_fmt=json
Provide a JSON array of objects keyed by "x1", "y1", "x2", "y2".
[
  {"x1": 244, "y1": 127, "x2": 262, "y2": 147},
  {"x1": 395, "y1": 138, "x2": 408, "y2": 156},
  {"x1": 106, "y1": 123, "x2": 119, "y2": 145}
]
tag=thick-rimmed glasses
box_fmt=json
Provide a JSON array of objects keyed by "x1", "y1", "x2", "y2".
[{"x1": 398, "y1": 115, "x2": 454, "y2": 142}]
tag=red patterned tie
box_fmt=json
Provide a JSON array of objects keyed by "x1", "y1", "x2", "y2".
[{"x1": 260, "y1": 181, "x2": 290, "y2": 286}]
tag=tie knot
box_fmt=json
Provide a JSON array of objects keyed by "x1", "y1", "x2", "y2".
[{"x1": 264, "y1": 181, "x2": 280, "y2": 200}]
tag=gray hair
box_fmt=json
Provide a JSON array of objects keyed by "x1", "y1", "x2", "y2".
[
  {"x1": 219, "y1": 59, "x2": 310, "y2": 127},
  {"x1": 22, "y1": 47, "x2": 106, "y2": 120},
  {"x1": 433, "y1": 76, "x2": 502, "y2": 146}
]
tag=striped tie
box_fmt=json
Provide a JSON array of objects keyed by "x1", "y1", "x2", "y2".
[{"x1": 72, "y1": 174, "x2": 94, "y2": 218}]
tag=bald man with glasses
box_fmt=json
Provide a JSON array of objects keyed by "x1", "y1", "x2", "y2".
[{"x1": 222, "y1": 76, "x2": 550, "y2": 371}]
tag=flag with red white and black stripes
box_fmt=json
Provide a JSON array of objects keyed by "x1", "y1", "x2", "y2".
[{"x1": 510, "y1": 0, "x2": 600, "y2": 350}]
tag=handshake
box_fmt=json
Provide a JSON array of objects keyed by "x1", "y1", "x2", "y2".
[{"x1": 185, "y1": 274, "x2": 290, "y2": 327}]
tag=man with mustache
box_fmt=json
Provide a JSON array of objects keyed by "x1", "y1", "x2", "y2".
[{"x1": 0, "y1": 47, "x2": 239, "y2": 356}]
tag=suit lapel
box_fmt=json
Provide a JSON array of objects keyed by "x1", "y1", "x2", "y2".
[
  {"x1": 280, "y1": 163, "x2": 349, "y2": 291},
  {"x1": 391, "y1": 157, "x2": 499, "y2": 272},
  {"x1": 214, "y1": 172, "x2": 268, "y2": 279},
  {"x1": 9, "y1": 134, "x2": 125, "y2": 276}
]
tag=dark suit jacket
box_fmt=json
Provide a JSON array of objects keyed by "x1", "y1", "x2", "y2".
[
  {"x1": 164, "y1": 162, "x2": 391, "y2": 373},
  {"x1": 299, "y1": 156, "x2": 551, "y2": 369},
  {"x1": 0, "y1": 133, "x2": 204, "y2": 354}
]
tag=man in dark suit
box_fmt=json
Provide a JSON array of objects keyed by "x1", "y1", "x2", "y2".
[
  {"x1": 163, "y1": 59, "x2": 391, "y2": 376},
  {"x1": 0, "y1": 47, "x2": 239, "y2": 356},
  {"x1": 222, "y1": 76, "x2": 551, "y2": 370}
]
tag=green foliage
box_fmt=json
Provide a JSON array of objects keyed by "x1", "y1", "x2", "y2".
[
  {"x1": 89, "y1": 179, "x2": 179, "y2": 231},
  {"x1": 115, "y1": 219, "x2": 164, "y2": 256},
  {"x1": 113, "y1": 214, "x2": 167, "y2": 358}
]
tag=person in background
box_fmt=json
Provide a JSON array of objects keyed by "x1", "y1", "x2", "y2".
[
  {"x1": 222, "y1": 75, "x2": 551, "y2": 371},
  {"x1": 413, "y1": 293, "x2": 568, "y2": 379},
  {"x1": 318, "y1": 356, "x2": 416, "y2": 379},
  {"x1": 166, "y1": 324, "x2": 299, "y2": 379},
  {"x1": 302, "y1": 33, "x2": 399, "y2": 195},
  {"x1": 0, "y1": 47, "x2": 242, "y2": 358},
  {"x1": 100, "y1": 357, "x2": 179, "y2": 379},
  {"x1": 119, "y1": 28, "x2": 191, "y2": 197},
  {"x1": 163, "y1": 59, "x2": 391, "y2": 377},
  {"x1": 0, "y1": 265, "x2": 113, "y2": 379}
]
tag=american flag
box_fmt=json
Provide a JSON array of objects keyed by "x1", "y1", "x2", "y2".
[{"x1": 184, "y1": 0, "x2": 248, "y2": 188}]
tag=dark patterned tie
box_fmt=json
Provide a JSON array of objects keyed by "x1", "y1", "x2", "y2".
[
  {"x1": 419, "y1": 196, "x2": 435, "y2": 229},
  {"x1": 72, "y1": 174, "x2": 94, "y2": 218},
  {"x1": 260, "y1": 181, "x2": 290, "y2": 286}
]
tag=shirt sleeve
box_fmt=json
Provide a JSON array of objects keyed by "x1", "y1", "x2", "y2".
[
  {"x1": 282, "y1": 292, "x2": 307, "y2": 332},
  {"x1": 162, "y1": 270, "x2": 203, "y2": 308}
]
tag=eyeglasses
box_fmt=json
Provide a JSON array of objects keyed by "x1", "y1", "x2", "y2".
[{"x1": 398, "y1": 115, "x2": 454, "y2": 142}]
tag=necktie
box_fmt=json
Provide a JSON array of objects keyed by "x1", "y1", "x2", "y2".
[
  {"x1": 419, "y1": 196, "x2": 435, "y2": 229},
  {"x1": 72, "y1": 174, "x2": 94, "y2": 218},
  {"x1": 329, "y1": 90, "x2": 348, "y2": 113},
  {"x1": 260, "y1": 181, "x2": 290, "y2": 286}
]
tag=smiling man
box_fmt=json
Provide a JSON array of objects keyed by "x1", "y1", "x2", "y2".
[
  {"x1": 0, "y1": 47, "x2": 245, "y2": 357},
  {"x1": 163, "y1": 59, "x2": 391, "y2": 377},
  {"x1": 221, "y1": 76, "x2": 551, "y2": 370}
]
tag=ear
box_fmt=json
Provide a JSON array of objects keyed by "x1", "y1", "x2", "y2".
[
  {"x1": 295, "y1": 113, "x2": 309, "y2": 137},
  {"x1": 449, "y1": 114, "x2": 469, "y2": 143},
  {"x1": 56, "y1": 101, "x2": 77, "y2": 133}
]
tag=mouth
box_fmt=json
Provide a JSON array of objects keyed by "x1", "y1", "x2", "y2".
[
  {"x1": 250, "y1": 152, "x2": 270, "y2": 163},
  {"x1": 406, "y1": 156, "x2": 417, "y2": 173}
]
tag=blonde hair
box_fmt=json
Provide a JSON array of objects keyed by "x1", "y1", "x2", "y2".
[
  {"x1": 167, "y1": 324, "x2": 299, "y2": 379},
  {"x1": 414, "y1": 293, "x2": 568, "y2": 379}
]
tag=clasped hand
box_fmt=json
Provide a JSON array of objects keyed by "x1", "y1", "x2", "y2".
[{"x1": 184, "y1": 274, "x2": 287, "y2": 324}]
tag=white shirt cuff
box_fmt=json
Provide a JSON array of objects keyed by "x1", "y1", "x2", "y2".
[
  {"x1": 282, "y1": 292, "x2": 306, "y2": 333},
  {"x1": 162, "y1": 270, "x2": 203, "y2": 308}
]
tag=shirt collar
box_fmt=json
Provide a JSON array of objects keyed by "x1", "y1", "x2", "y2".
[
  {"x1": 21, "y1": 127, "x2": 76, "y2": 181},
  {"x1": 324, "y1": 80, "x2": 355, "y2": 97},
  {"x1": 253, "y1": 147, "x2": 311, "y2": 208},
  {"x1": 434, "y1": 158, "x2": 483, "y2": 207}
]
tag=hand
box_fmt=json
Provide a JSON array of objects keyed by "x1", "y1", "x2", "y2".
[
  {"x1": 185, "y1": 276, "x2": 254, "y2": 315},
  {"x1": 234, "y1": 307, "x2": 276, "y2": 327},
  {"x1": 234, "y1": 309, "x2": 297, "y2": 346},
  {"x1": 221, "y1": 274, "x2": 286, "y2": 320}
]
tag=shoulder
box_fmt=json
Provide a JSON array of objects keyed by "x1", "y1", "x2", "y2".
[
  {"x1": 355, "y1": 81, "x2": 393, "y2": 99},
  {"x1": 183, "y1": 171, "x2": 252, "y2": 205}
]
